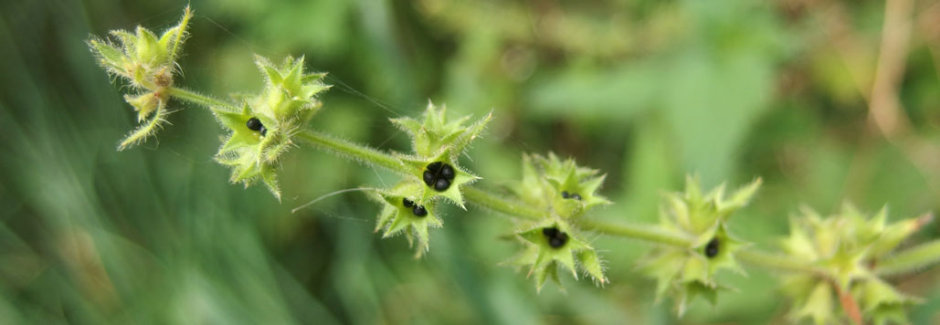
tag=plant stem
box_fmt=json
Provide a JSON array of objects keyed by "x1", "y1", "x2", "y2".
[
  {"x1": 161, "y1": 84, "x2": 804, "y2": 257},
  {"x1": 737, "y1": 249, "x2": 821, "y2": 274},
  {"x1": 168, "y1": 87, "x2": 240, "y2": 112},
  {"x1": 294, "y1": 126, "x2": 715, "y2": 247},
  {"x1": 296, "y1": 130, "x2": 409, "y2": 175},
  {"x1": 280, "y1": 103, "x2": 816, "y2": 260},
  {"x1": 294, "y1": 129, "x2": 550, "y2": 221},
  {"x1": 579, "y1": 219, "x2": 692, "y2": 247},
  {"x1": 874, "y1": 239, "x2": 940, "y2": 276},
  {"x1": 163, "y1": 83, "x2": 728, "y2": 249},
  {"x1": 462, "y1": 186, "x2": 544, "y2": 221}
]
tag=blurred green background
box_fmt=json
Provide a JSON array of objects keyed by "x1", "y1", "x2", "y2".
[{"x1": 2, "y1": 0, "x2": 939, "y2": 323}]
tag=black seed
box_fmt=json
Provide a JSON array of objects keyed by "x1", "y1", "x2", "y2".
[
  {"x1": 542, "y1": 227, "x2": 568, "y2": 248},
  {"x1": 440, "y1": 164, "x2": 455, "y2": 180},
  {"x1": 259, "y1": 126, "x2": 267, "y2": 136},
  {"x1": 542, "y1": 227, "x2": 559, "y2": 237},
  {"x1": 246, "y1": 117, "x2": 263, "y2": 131},
  {"x1": 423, "y1": 170, "x2": 435, "y2": 186},
  {"x1": 412, "y1": 205, "x2": 428, "y2": 217},
  {"x1": 424, "y1": 162, "x2": 456, "y2": 190},
  {"x1": 426, "y1": 162, "x2": 443, "y2": 173},
  {"x1": 704, "y1": 238, "x2": 720, "y2": 258},
  {"x1": 549, "y1": 236, "x2": 567, "y2": 248},
  {"x1": 561, "y1": 191, "x2": 570, "y2": 199},
  {"x1": 571, "y1": 193, "x2": 582, "y2": 201},
  {"x1": 434, "y1": 178, "x2": 451, "y2": 192},
  {"x1": 402, "y1": 198, "x2": 414, "y2": 208}
]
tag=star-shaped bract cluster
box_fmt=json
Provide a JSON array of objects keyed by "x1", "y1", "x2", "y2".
[
  {"x1": 365, "y1": 103, "x2": 490, "y2": 256},
  {"x1": 638, "y1": 176, "x2": 761, "y2": 315},
  {"x1": 391, "y1": 102, "x2": 490, "y2": 208},
  {"x1": 370, "y1": 182, "x2": 443, "y2": 258},
  {"x1": 88, "y1": 7, "x2": 190, "y2": 90},
  {"x1": 527, "y1": 153, "x2": 611, "y2": 219},
  {"x1": 512, "y1": 219, "x2": 607, "y2": 291},
  {"x1": 88, "y1": 7, "x2": 193, "y2": 149},
  {"x1": 213, "y1": 55, "x2": 330, "y2": 199},
  {"x1": 506, "y1": 154, "x2": 612, "y2": 290},
  {"x1": 780, "y1": 204, "x2": 926, "y2": 325},
  {"x1": 391, "y1": 102, "x2": 490, "y2": 159}
]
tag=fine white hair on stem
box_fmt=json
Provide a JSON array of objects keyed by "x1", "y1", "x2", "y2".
[{"x1": 292, "y1": 187, "x2": 376, "y2": 214}]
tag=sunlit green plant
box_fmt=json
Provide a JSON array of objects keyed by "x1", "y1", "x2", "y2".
[
  {"x1": 88, "y1": 7, "x2": 192, "y2": 149},
  {"x1": 89, "y1": 8, "x2": 940, "y2": 323},
  {"x1": 778, "y1": 204, "x2": 931, "y2": 325},
  {"x1": 638, "y1": 177, "x2": 759, "y2": 315}
]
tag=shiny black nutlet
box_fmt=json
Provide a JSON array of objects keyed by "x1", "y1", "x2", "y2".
[
  {"x1": 412, "y1": 205, "x2": 428, "y2": 217},
  {"x1": 246, "y1": 117, "x2": 263, "y2": 131},
  {"x1": 542, "y1": 227, "x2": 568, "y2": 248},
  {"x1": 423, "y1": 161, "x2": 456, "y2": 192},
  {"x1": 423, "y1": 170, "x2": 435, "y2": 186},
  {"x1": 434, "y1": 178, "x2": 451, "y2": 191},
  {"x1": 440, "y1": 164, "x2": 455, "y2": 180},
  {"x1": 704, "y1": 238, "x2": 720, "y2": 258}
]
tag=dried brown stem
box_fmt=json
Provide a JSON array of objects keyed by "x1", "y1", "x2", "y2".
[{"x1": 868, "y1": 0, "x2": 914, "y2": 138}]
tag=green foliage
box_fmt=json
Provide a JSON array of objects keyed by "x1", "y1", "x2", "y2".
[
  {"x1": 370, "y1": 183, "x2": 443, "y2": 257},
  {"x1": 494, "y1": 154, "x2": 612, "y2": 289},
  {"x1": 80, "y1": 5, "x2": 940, "y2": 324},
  {"x1": 639, "y1": 177, "x2": 760, "y2": 315},
  {"x1": 88, "y1": 6, "x2": 192, "y2": 149},
  {"x1": 780, "y1": 204, "x2": 926, "y2": 324},
  {"x1": 213, "y1": 55, "x2": 330, "y2": 199},
  {"x1": 5, "y1": 1, "x2": 940, "y2": 324},
  {"x1": 513, "y1": 219, "x2": 606, "y2": 290},
  {"x1": 392, "y1": 102, "x2": 490, "y2": 208}
]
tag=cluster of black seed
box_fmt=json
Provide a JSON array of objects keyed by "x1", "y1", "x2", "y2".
[
  {"x1": 423, "y1": 162, "x2": 456, "y2": 192},
  {"x1": 402, "y1": 198, "x2": 427, "y2": 217},
  {"x1": 561, "y1": 191, "x2": 582, "y2": 200},
  {"x1": 704, "y1": 237, "x2": 720, "y2": 258},
  {"x1": 246, "y1": 117, "x2": 267, "y2": 136},
  {"x1": 542, "y1": 227, "x2": 569, "y2": 248}
]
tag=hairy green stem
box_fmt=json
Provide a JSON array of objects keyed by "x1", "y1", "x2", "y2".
[
  {"x1": 737, "y1": 249, "x2": 821, "y2": 274},
  {"x1": 168, "y1": 87, "x2": 240, "y2": 112},
  {"x1": 163, "y1": 84, "x2": 555, "y2": 225},
  {"x1": 162, "y1": 82, "x2": 716, "y2": 248},
  {"x1": 166, "y1": 83, "x2": 808, "y2": 264},
  {"x1": 161, "y1": 84, "x2": 835, "y2": 275},
  {"x1": 462, "y1": 186, "x2": 544, "y2": 221},
  {"x1": 874, "y1": 239, "x2": 940, "y2": 276},
  {"x1": 296, "y1": 130, "x2": 409, "y2": 175},
  {"x1": 297, "y1": 126, "x2": 720, "y2": 248},
  {"x1": 579, "y1": 219, "x2": 692, "y2": 247},
  {"x1": 164, "y1": 85, "x2": 828, "y2": 262}
]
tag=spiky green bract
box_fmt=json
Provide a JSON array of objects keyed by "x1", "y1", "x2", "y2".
[
  {"x1": 88, "y1": 6, "x2": 191, "y2": 88},
  {"x1": 392, "y1": 102, "x2": 489, "y2": 207},
  {"x1": 369, "y1": 182, "x2": 443, "y2": 258},
  {"x1": 780, "y1": 204, "x2": 926, "y2": 325},
  {"x1": 638, "y1": 176, "x2": 761, "y2": 316},
  {"x1": 88, "y1": 7, "x2": 193, "y2": 149},
  {"x1": 398, "y1": 151, "x2": 480, "y2": 209},
  {"x1": 504, "y1": 154, "x2": 610, "y2": 290},
  {"x1": 251, "y1": 55, "x2": 331, "y2": 125},
  {"x1": 213, "y1": 55, "x2": 330, "y2": 199},
  {"x1": 507, "y1": 153, "x2": 612, "y2": 219},
  {"x1": 390, "y1": 101, "x2": 491, "y2": 159},
  {"x1": 511, "y1": 219, "x2": 607, "y2": 291},
  {"x1": 527, "y1": 153, "x2": 611, "y2": 219}
]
